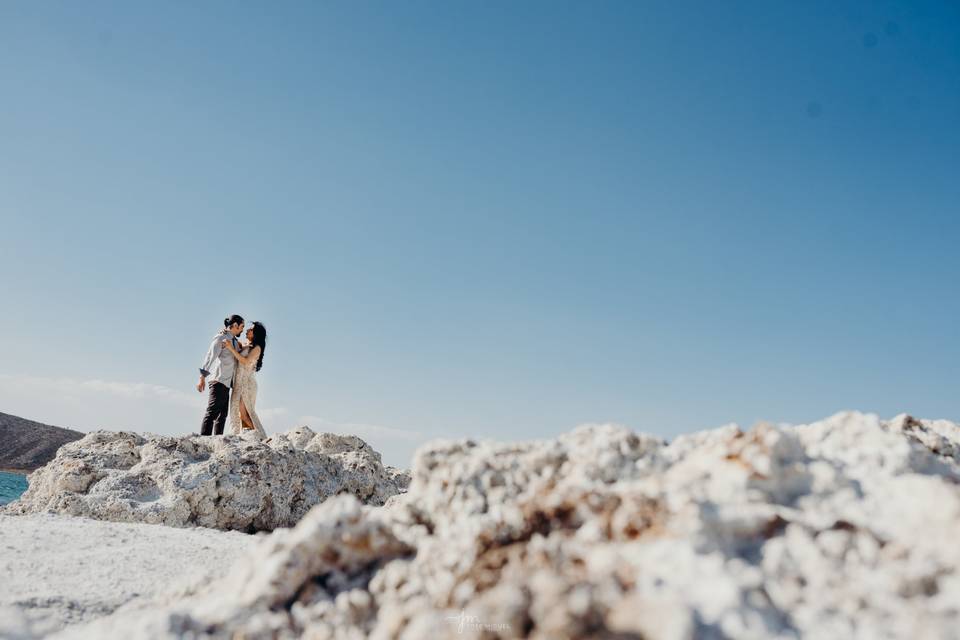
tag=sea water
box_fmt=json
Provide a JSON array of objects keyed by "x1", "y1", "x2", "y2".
[{"x1": 0, "y1": 471, "x2": 28, "y2": 505}]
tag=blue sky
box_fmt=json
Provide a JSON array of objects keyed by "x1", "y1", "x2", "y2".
[{"x1": 1, "y1": 1, "x2": 957, "y2": 467}]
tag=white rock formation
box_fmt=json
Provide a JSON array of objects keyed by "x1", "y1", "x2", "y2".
[
  {"x1": 0, "y1": 512, "x2": 254, "y2": 639},
  {"x1": 4, "y1": 427, "x2": 408, "y2": 532},
  {"x1": 50, "y1": 411, "x2": 960, "y2": 639}
]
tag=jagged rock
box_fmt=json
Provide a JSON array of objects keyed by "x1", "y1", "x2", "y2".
[
  {"x1": 384, "y1": 466, "x2": 412, "y2": 493},
  {"x1": 49, "y1": 411, "x2": 960, "y2": 638},
  {"x1": 3, "y1": 429, "x2": 408, "y2": 532}
]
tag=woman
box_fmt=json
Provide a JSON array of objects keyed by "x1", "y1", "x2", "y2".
[{"x1": 222, "y1": 321, "x2": 268, "y2": 439}]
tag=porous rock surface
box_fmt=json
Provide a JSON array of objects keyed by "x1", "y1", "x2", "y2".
[
  {"x1": 55, "y1": 412, "x2": 960, "y2": 638},
  {"x1": 3, "y1": 427, "x2": 407, "y2": 532}
]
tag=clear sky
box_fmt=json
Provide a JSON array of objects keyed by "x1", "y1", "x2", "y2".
[{"x1": 1, "y1": 1, "x2": 957, "y2": 467}]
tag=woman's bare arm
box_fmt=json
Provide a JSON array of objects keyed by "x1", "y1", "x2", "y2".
[{"x1": 222, "y1": 341, "x2": 261, "y2": 366}]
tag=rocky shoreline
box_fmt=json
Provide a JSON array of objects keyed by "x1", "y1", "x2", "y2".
[{"x1": 3, "y1": 411, "x2": 960, "y2": 639}]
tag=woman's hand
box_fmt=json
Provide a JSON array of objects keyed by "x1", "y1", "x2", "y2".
[{"x1": 221, "y1": 339, "x2": 234, "y2": 351}]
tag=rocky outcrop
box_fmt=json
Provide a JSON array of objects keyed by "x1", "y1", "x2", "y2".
[
  {"x1": 4, "y1": 427, "x2": 407, "y2": 532},
  {"x1": 53, "y1": 411, "x2": 960, "y2": 639},
  {"x1": 0, "y1": 412, "x2": 83, "y2": 472}
]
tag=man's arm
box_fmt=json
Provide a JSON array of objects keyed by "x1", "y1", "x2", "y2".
[{"x1": 197, "y1": 336, "x2": 224, "y2": 391}]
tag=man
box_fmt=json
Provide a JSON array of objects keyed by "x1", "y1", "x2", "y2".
[{"x1": 197, "y1": 314, "x2": 244, "y2": 436}]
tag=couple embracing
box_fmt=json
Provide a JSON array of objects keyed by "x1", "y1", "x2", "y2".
[{"x1": 196, "y1": 314, "x2": 268, "y2": 438}]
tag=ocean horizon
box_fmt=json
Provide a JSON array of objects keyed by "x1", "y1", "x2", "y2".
[{"x1": 0, "y1": 471, "x2": 28, "y2": 506}]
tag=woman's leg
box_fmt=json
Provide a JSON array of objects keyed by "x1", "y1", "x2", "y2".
[
  {"x1": 240, "y1": 398, "x2": 255, "y2": 430},
  {"x1": 239, "y1": 379, "x2": 266, "y2": 439}
]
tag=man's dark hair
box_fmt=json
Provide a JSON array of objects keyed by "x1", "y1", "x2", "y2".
[{"x1": 224, "y1": 314, "x2": 244, "y2": 328}]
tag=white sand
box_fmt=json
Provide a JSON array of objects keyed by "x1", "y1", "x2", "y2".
[{"x1": 0, "y1": 513, "x2": 257, "y2": 639}]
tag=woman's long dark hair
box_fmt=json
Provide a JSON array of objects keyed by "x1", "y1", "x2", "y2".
[{"x1": 250, "y1": 322, "x2": 267, "y2": 372}]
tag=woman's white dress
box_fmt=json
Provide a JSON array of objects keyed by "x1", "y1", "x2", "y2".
[{"x1": 229, "y1": 346, "x2": 267, "y2": 439}]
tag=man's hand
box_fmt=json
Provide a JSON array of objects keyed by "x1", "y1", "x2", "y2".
[{"x1": 197, "y1": 376, "x2": 206, "y2": 393}]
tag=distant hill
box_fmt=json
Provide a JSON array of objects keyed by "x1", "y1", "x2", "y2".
[{"x1": 0, "y1": 412, "x2": 84, "y2": 472}]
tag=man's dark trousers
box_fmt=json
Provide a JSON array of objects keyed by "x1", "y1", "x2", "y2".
[{"x1": 200, "y1": 382, "x2": 230, "y2": 436}]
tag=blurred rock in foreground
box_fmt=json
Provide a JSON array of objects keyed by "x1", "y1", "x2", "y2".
[{"x1": 53, "y1": 411, "x2": 960, "y2": 639}]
